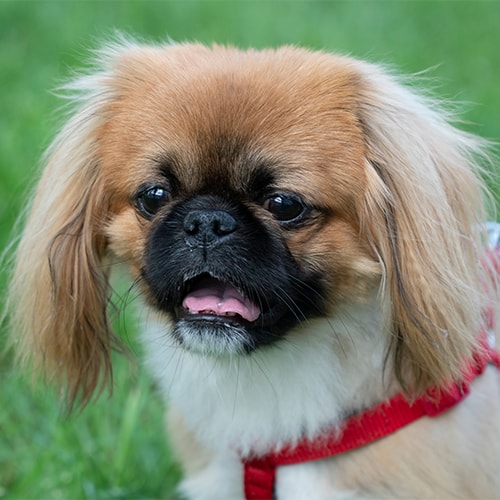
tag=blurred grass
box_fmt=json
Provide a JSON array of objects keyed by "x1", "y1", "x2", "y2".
[{"x1": 1, "y1": 1, "x2": 499, "y2": 498}]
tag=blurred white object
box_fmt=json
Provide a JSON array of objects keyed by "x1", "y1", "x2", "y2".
[{"x1": 486, "y1": 221, "x2": 500, "y2": 249}]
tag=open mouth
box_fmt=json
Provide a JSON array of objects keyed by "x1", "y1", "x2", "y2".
[
  {"x1": 168, "y1": 271, "x2": 306, "y2": 354},
  {"x1": 178, "y1": 273, "x2": 261, "y2": 325}
]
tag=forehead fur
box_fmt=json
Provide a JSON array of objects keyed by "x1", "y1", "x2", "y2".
[{"x1": 98, "y1": 44, "x2": 367, "y2": 212}]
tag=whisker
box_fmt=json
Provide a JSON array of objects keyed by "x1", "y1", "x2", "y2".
[{"x1": 248, "y1": 354, "x2": 279, "y2": 403}]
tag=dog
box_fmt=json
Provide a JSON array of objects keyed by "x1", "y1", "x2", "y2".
[{"x1": 7, "y1": 39, "x2": 500, "y2": 499}]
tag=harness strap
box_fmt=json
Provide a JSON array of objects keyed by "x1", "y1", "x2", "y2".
[{"x1": 243, "y1": 334, "x2": 499, "y2": 500}]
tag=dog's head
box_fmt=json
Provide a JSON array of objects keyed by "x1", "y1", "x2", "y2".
[{"x1": 7, "y1": 41, "x2": 494, "y2": 407}]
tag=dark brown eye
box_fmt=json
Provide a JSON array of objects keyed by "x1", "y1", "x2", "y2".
[
  {"x1": 263, "y1": 193, "x2": 307, "y2": 223},
  {"x1": 135, "y1": 185, "x2": 170, "y2": 219}
]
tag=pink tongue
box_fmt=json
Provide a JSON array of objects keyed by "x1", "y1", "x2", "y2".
[{"x1": 182, "y1": 277, "x2": 260, "y2": 322}]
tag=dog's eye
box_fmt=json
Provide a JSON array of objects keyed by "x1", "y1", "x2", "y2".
[
  {"x1": 135, "y1": 185, "x2": 170, "y2": 219},
  {"x1": 263, "y1": 193, "x2": 307, "y2": 223}
]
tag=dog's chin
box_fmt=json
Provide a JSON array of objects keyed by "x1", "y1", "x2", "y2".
[{"x1": 171, "y1": 317, "x2": 255, "y2": 356}]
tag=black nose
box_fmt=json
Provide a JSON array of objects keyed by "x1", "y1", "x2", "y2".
[{"x1": 183, "y1": 209, "x2": 238, "y2": 247}]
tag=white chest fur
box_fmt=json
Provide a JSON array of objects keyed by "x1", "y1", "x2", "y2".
[{"x1": 142, "y1": 296, "x2": 392, "y2": 450}]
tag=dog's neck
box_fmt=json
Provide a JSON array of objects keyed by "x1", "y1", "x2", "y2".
[{"x1": 142, "y1": 293, "x2": 396, "y2": 457}]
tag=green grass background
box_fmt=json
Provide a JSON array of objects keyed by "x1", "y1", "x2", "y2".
[{"x1": 1, "y1": 1, "x2": 499, "y2": 498}]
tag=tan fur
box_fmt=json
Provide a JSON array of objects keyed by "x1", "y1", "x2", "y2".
[
  {"x1": 166, "y1": 408, "x2": 213, "y2": 478},
  {"x1": 6, "y1": 40, "x2": 498, "y2": 496}
]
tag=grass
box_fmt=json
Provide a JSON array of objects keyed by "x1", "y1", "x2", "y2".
[
  {"x1": 1, "y1": 1, "x2": 499, "y2": 498},
  {"x1": 1, "y1": 357, "x2": 180, "y2": 499}
]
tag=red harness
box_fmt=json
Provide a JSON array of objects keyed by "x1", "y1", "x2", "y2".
[
  {"x1": 243, "y1": 245, "x2": 500, "y2": 500},
  {"x1": 243, "y1": 335, "x2": 500, "y2": 499}
]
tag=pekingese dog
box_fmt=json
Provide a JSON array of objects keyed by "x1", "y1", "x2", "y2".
[{"x1": 7, "y1": 40, "x2": 500, "y2": 499}]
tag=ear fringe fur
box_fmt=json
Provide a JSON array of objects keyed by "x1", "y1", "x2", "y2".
[
  {"x1": 4, "y1": 46, "x2": 130, "y2": 409},
  {"x1": 356, "y1": 61, "x2": 496, "y2": 394}
]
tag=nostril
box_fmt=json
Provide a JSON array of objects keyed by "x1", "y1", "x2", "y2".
[
  {"x1": 213, "y1": 211, "x2": 238, "y2": 236},
  {"x1": 183, "y1": 213, "x2": 200, "y2": 235}
]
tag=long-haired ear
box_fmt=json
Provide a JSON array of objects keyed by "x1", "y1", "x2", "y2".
[
  {"x1": 6, "y1": 69, "x2": 120, "y2": 409},
  {"x1": 356, "y1": 63, "x2": 494, "y2": 394}
]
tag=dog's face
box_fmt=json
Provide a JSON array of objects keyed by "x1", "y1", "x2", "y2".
[
  {"x1": 101, "y1": 46, "x2": 380, "y2": 355},
  {"x1": 9, "y1": 42, "x2": 490, "y2": 406}
]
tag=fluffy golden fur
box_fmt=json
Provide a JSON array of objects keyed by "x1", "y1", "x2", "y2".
[{"x1": 7, "y1": 40, "x2": 499, "y2": 498}]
